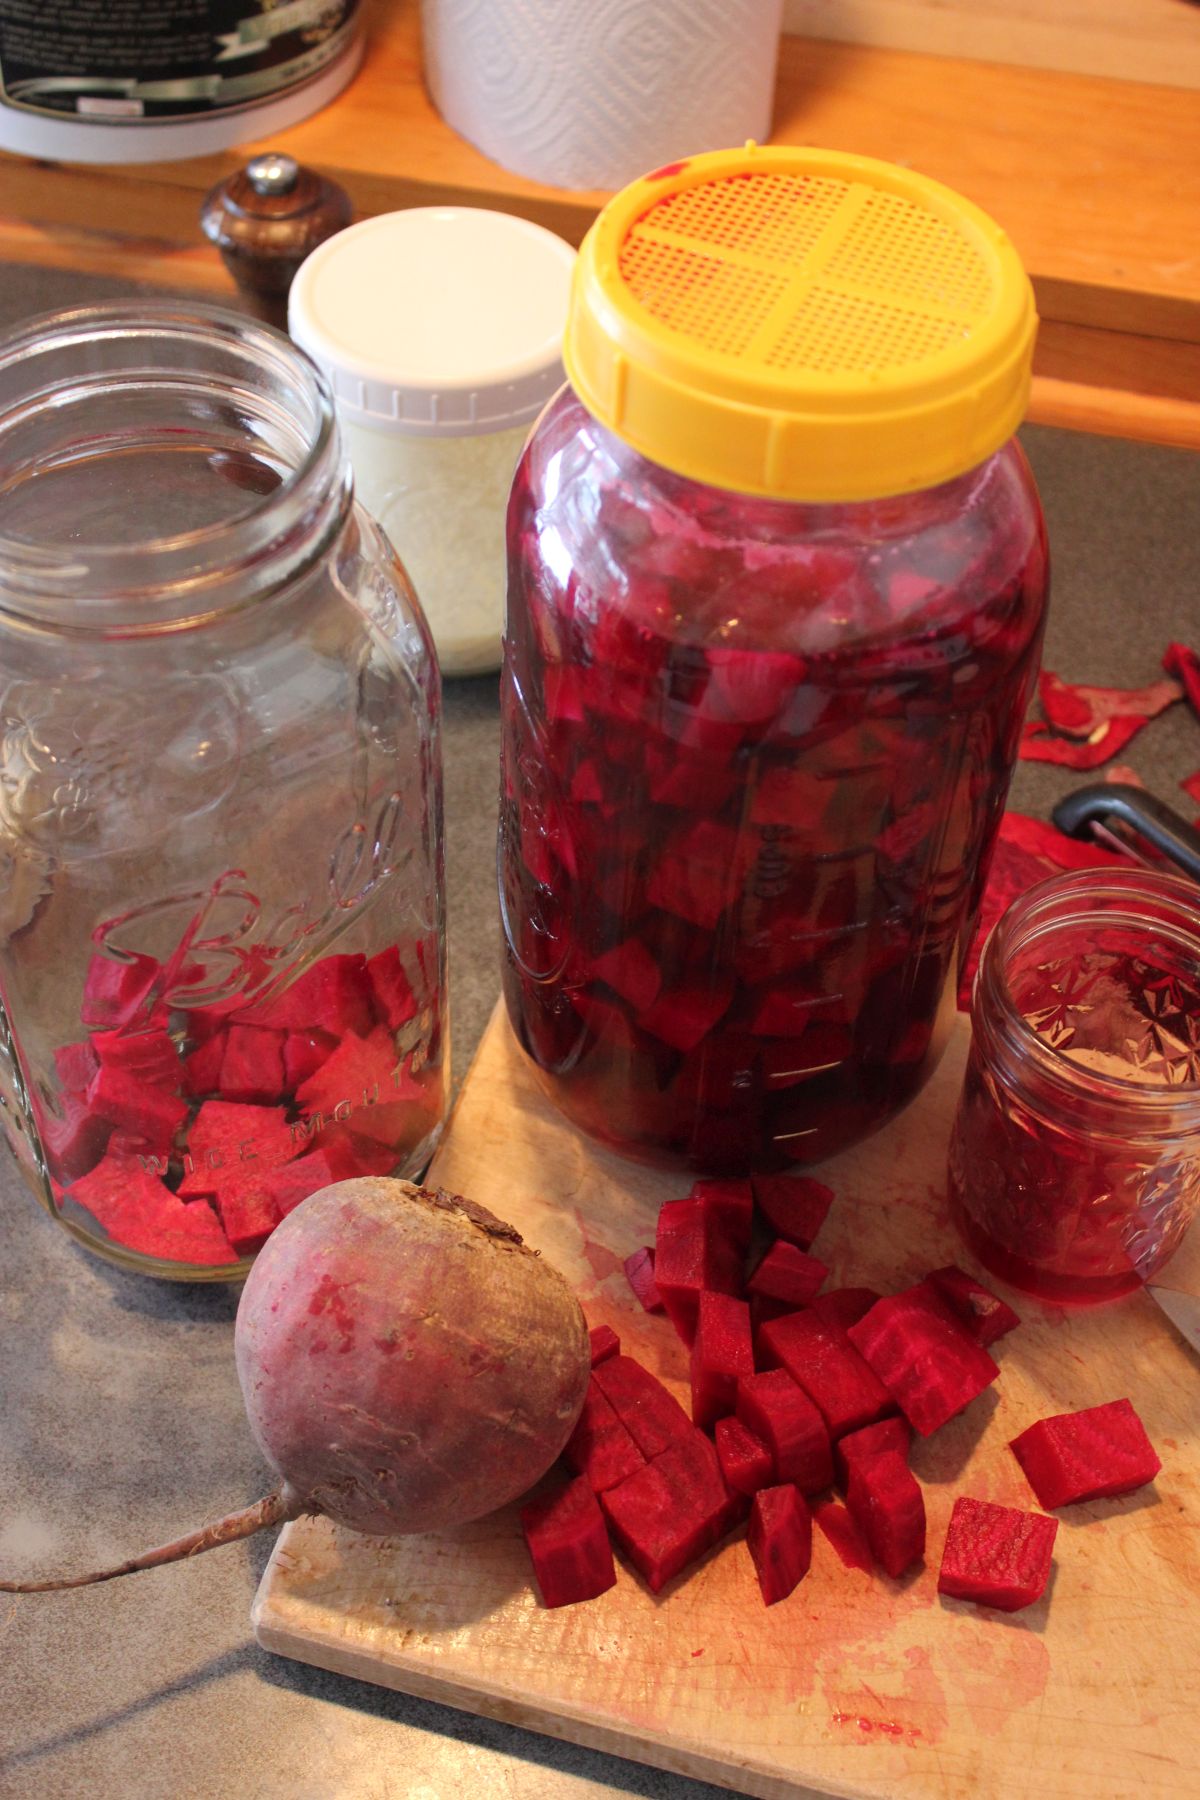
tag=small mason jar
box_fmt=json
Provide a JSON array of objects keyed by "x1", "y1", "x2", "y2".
[
  {"x1": 0, "y1": 302, "x2": 447, "y2": 1279},
  {"x1": 949, "y1": 868, "x2": 1200, "y2": 1305},
  {"x1": 499, "y1": 145, "x2": 1048, "y2": 1173}
]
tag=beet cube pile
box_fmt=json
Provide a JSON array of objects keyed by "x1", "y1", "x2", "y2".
[
  {"x1": 521, "y1": 1170, "x2": 1162, "y2": 1617},
  {"x1": 37, "y1": 942, "x2": 442, "y2": 1268}
]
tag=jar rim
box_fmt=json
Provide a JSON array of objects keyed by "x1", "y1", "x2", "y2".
[
  {"x1": 0, "y1": 299, "x2": 348, "y2": 633},
  {"x1": 979, "y1": 864, "x2": 1200, "y2": 1118}
]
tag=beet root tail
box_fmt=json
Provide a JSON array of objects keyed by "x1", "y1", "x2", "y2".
[{"x1": 0, "y1": 1489, "x2": 307, "y2": 1592}]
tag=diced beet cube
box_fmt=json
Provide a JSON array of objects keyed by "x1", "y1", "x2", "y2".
[
  {"x1": 1009, "y1": 1399, "x2": 1161, "y2": 1508},
  {"x1": 589, "y1": 940, "x2": 661, "y2": 1012},
  {"x1": 238, "y1": 952, "x2": 374, "y2": 1038},
  {"x1": 810, "y1": 1287, "x2": 881, "y2": 1332},
  {"x1": 747, "y1": 1484, "x2": 812, "y2": 1605},
  {"x1": 847, "y1": 1283, "x2": 999, "y2": 1437},
  {"x1": 637, "y1": 980, "x2": 733, "y2": 1054},
  {"x1": 590, "y1": 1355, "x2": 693, "y2": 1460},
  {"x1": 812, "y1": 1497, "x2": 874, "y2": 1572},
  {"x1": 177, "y1": 1100, "x2": 299, "y2": 1198},
  {"x1": 622, "y1": 1246, "x2": 664, "y2": 1313},
  {"x1": 213, "y1": 1175, "x2": 280, "y2": 1256},
  {"x1": 258, "y1": 1148, "x2": 344, "y2": 1220},
  {"x1": 365, "y1": 945, "x2": 418, "y2": 1031},
  {"x1": 36, "y1": 1091, "x2": 111, "y2": 1184},
  {"x1": 281, "y1": 1029, "x2": 336, "y2": 1090},
  {"x1": 751, "y1": 1173, "x2": 834, "y2": 1249},
  {"x1": 758, "y1": 1310, "x2": 892, "y2": 1438},
  {"x1": 85, "y1": 1064, "x2": 188, "y2": 1148},
  {"x1": 690, "y1": 1291, "x2": 754, "y2": 1430},
  {"x1": 563, "y1": 1380, "x2": 646, "y2": 1493},
  {"x1": 308, "y1": 1128, "x2": 400, "y2": 1179},
  {"x1": 654, "y1": 1199, "x2": 743, "y2": 1345},
  {"x1": 600, "y1": 1429, "x2": 738, "y2": 1592},
  {"x1": 747, "y1": 1241, "x2": 828, "y2": 1310},
  {"x1": 53, "y1": 1040, "x2": 100, "y2": 1096},
  {"x1": 927, "y1": 1265, "x2": 1021, "y2": 1347},
  {"x1": 689, "y1": 1177, "x2": 754, "y2": 1254},
  {"x1": 714, "y1": 1415, "x2": 773, "y2": 1497},
  {"x1": 80, "y1": 953, "x2": 160, "y2": 1030},
  {"x1": 521, "y1": 1476, "x2": 617, "y2": 1608},
  {"x1": 835, "y1": 1415, "x2": 912, "y2": 1489},
  {"x1": 845, "y1": 1450, "x2": 925, "y2": 1578},
  {"x1": 938, "y1": 1496, "x2": 1057, "y2": 1612},
  {"x1": 589, "y1": 1323, "x2": 620, "y2": 1366},
  {"x1": 218, "y1": 1024, "x2": 286, "y2": 1106},
  {"x1": 183, "y1": 1030, "x2": 226, "y2": 1098},
  {"x1": 90, "y1": 1027, "x2": 180, "y2": 1088},
  {"x1": 70, "y1": 1149, "x2": 238, "y2": 1266},
  {"x1": 736, "y1": 1369, "x2": 833, "y2": 1494},
  {"x1": 293, "y1": 1024, "x2": 399, "y2": 1122}
]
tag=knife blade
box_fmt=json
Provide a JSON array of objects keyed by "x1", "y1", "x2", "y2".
[{"x1": 1146, "y1": 1284, "x2": 1200, "y2": 1357}]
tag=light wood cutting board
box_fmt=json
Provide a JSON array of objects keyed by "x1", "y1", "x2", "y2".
[{"x1": 252, "y1": 1003, "x2": 1200, "y2": 1800}]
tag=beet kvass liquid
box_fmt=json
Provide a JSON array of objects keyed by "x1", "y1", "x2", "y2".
[
  {"x1": 498, "y1": 146, "x2": 1049, "y2": 1173},
  {"x1": 950, "y1": 870, "x2": 1200, "y2": 1304}
]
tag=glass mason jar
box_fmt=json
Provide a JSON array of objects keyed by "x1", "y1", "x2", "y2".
[
  {"x1": 499, "y1": 146, "x2": 1049, "y2": 1173},
  {"x1": 0, "y1": 302, "x2": 446, "y2": 1279},
  {"x1": 949, "y1": 868, "x2": 1200, "y2": 1305}
]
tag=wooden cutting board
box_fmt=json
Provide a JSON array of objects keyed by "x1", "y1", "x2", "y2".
[{"x1": 252, "y1": 1003, "x2": 1200, "y2": 1800}]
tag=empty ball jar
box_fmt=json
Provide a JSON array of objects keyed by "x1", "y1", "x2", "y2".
[
  {"x1": 0, "y1": 302, "x2": 446, "y2": 1279},
  {"x1": 498, "y1": 145, "x2": 1049, "y2": 1172},
  {"x1": 950, "y1": 867, "x2": 1200, "y2": 1305}
]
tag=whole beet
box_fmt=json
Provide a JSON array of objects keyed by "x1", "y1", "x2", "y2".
[
  {"x1": 238, "y1": 1178, "x2": 592, "y2": 1534},
  {"x1": 2, "y1": 1179, "x2": 591, "y2": 1591}
]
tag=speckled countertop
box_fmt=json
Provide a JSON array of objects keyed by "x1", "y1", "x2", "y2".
[{"x1": 1, "y1": 264, "x2": 1198, "y2": 1800}]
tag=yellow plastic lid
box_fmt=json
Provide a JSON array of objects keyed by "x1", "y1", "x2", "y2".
[{"x1": 563, "y1": 144, "x2": 1038, "y2": 502}]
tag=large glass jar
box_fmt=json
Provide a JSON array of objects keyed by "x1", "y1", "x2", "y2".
[
  {"x1": 498, "y1": 146, "x2": 1049, "y2": 1173},
  {"x1": 0, "y1": 302, "x2": 446, "y2": 1279}
]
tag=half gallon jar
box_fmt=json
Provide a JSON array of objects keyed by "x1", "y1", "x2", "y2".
[
  {"x1": 0, "y1": 303, "x2": 446, "y2": 1278},
  {"x1": 499, "y1": 145, "x2": 1049, "y2": 1173}
]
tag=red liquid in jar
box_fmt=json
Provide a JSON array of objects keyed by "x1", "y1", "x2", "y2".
[
  {"x1": 949, "y1": 928, "x2": 1200, "y2": 1302},
  {"x1": 500, "y1": 392, "x2": 1047, "y2": 1172}
]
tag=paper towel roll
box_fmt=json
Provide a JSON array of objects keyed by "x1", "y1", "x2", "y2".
[{"x1": 420, "y1": 0, "x2": 784, "y2": 192}]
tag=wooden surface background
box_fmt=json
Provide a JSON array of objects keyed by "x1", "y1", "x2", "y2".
[{"x1": 254, "y1": 1004, "x2": 1200, "y2": 1800}]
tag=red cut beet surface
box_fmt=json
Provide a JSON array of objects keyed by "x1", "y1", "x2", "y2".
[
  {"x1": 1037, "y1": 669, "x2": 1182, "y2": 738},
  {"x1": 562, "y1": 1380, "x2": 646, "y2": 1494},
  {"x1": 85, "y1": 1063, "x2": 188, "y2": 1150},
  {"x1": 847, "y1": 1282, "x2": 999, "y2": 1437},
  {"x1": 810, "y1": 1287, "x2": 881, "y2": 1332},
  {"x1": 590, "y1": 1354, "x2": 693, "y2": 1460},
  {"x1": 751, "y1": 1173, "x2": 834, "y2": 1249},
  {"x1": 236, "y1": 952, "x2": 375, "y2": 1037},
  {"x1": 70, "y1": 1149, "x2": 238, "y2": 1266},
  {"x1": 622, "y1": 1246, "x2": 664, "y2": 1314},
  {"x1": 845, "y1": 1449, "x2": 925, "y2": 1579},
  {"x1": 589, "y1": 1323, "x2": 620, "y2": 1366},
  {"x1": 927, "y1": 1265, "x2": 1020, "y2": 1347},
  {"x1": 690, "y1": 1291, "x2": 754, "y2": 1430},
  {"x1": 746, "y1": 1241, "x2": 828, "y2": 1309},
  {"x1": 1009, "y1": 1399, "x2": 1161, "y2": 1508},
  {"x1": 714, "y1": 1415, "x2": 773, "y2": 1497},
  {"x1": 600, "y1": 1428, "x2": 740, "y2": 1593},
  {"x1": 80, "y1": 952, "x2": 160, "y2": 1030},
  {"x1": 689, "y1": 1177, "x2": 754, "y2": 1254},
  {"x1": 811, "y1": 1497, "x2": 874, "y2": 1572},
  {"x1": 747, "y1": 1484, "x2": 812, "y2": 1605},
  {"x1": 178, "y1": 1101, "x2": 299, "y2": 1199},
  {"x1": 218, "y1": 1024, "x2": 286, "y2": 1105},
  {"x1": 938, "y1": 1495, "x2": 1057, "y2": 1612},
  {"x1": 834, "y1": 1415, "x2": 912, "y2": 1489},
  {"x1": 736, "y1": 1369, "x2": 833, "y2": 1494},
  {"x1": 654, "y1": 1199, "x2": 743, "y2": 1345},
  {"x1": 758, "y1": 1309, "x2": 892, "y2": 1438},
  {"x1": 521, "y1": 1476, "x2": 617, "y2": 1608},
  {"x1": 1163, "y1": 641, "x2": 1200, "y2": 719}
]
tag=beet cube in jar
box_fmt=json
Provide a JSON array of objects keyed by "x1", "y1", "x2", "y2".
[{"x1": 498, "y1": 145, "x2": 1049, "y2": 1172}]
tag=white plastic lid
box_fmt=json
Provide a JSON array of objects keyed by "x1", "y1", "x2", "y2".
[{"x1": 288, "y1": 207, "x2": 576, "y2": 437}]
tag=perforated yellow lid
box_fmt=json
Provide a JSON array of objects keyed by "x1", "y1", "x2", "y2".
[{"x1": 563, "y1": 144, "x2": 1037, "y2": 502}]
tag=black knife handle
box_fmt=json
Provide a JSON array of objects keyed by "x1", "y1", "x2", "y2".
[{"x1": 1052, "y1": 783, "x2": 1200, "y2": 885}]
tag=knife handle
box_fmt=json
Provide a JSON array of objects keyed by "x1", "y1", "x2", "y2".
[{"x1": 1053, "y1": 783, "x2": 1200, "y2": 885}]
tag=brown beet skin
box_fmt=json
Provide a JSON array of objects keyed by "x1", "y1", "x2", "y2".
[{"x1": 235, "y1": 1178, "x2": 592, "y2": 1536}]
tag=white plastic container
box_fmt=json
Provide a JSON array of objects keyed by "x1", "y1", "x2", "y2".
[
  {"x1": 289, "y1": 208, "x2": 575, "y2": 678},
  {"x1": 0, "y1": 1, "x2": 363, "y2": 164}
]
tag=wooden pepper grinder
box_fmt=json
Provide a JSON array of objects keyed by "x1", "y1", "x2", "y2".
[{"x1": 200, "y1": 153, "x2": 353, "y2": 329}]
